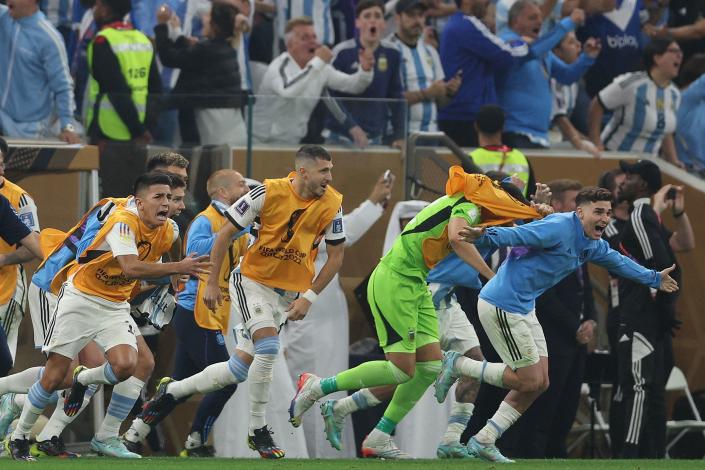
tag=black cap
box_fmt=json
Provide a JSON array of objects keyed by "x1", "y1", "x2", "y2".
[
  {"x1": 619, "y1": 159, "x2": 662, "y2": 194},
  {"x1": 396, "y1": 0, "x2": 428, "y2": 14}
]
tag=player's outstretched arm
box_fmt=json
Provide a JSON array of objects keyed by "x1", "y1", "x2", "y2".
[
  {"x1": 0, "y1": 244, "x2": 39, "y2": 267},
  {"x1": 203, "y1": 222, "x2": 239, "y2": 310},
  {"x1": 117, "y1": 253, "x2": 211, "y2": 281},
  {"x1": 449, "y1": 217, "x2": 494, "y2": 280}
]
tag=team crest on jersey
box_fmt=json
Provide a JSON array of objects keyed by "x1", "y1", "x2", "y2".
[
  {"x1": 377, "y1": 53, "x2": 388, "y2": 72},
  {"x1": 235, "y1": 200, "x2": 250, "y2": 215},
  {"x1": 19, "y1": 212, "x2": 34, "y2": 229}
]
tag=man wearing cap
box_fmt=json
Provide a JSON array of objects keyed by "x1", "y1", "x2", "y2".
[
  {"x1": 612, "y1": 159, "x2": 694, "y2": 458},
  {"x1": 388, "y1": 0, "x2": 461, "y2": 133}
]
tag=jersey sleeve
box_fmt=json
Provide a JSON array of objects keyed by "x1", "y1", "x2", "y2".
[
  {"x1": 324, "y1": 206, "x2": 345, "y2": 246},
  {"x1": 598, "y1": 73, "x2": 635, "y2": 111},
  {"x1": 168, "y1": 218, "x2": 179, "y2": 244},
  {"x1": 17, "y1": 193, "x2": 40, "y2": 232},
  {"x1": 224, "y1": 184, "x2": 265, "y2": 230},
  {"x1": 450, "y1": 200, "x2": 482, "y2": 226},
  {"x1": 105, "y1": 221, "x2": 139, "y2": 257},
  {"x1": 0, "y1": 195, "x2": 31, "y2": 246}
]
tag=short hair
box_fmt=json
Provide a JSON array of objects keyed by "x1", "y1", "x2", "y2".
[
  {"x1": 499, "y1": 180, "x2": 530, "y2": 205},
  {"x1": 475, "y1": 105, "x2": 505, "y2": 134},
  {"x1": 156, "y1": 171, "x2": 186, "y2": 189},
  {"x1": 597, "y1": 168, "x2": 624, "y2": 193},
  {"x1": 547, "y1": 179, "x2": 582, "y2": 203},
  {"x1": 679, "y1": 53, "x2": 705, "y2": 88},
  {"x1": 0, "y1": 137, "x2": 7, "y2": 159},
  {"x1": 103, "y1": 0, "x2": 132, "y2": 20},
  {"x1": 575, "y1": 186, "x2": 613, "y2": 206},
  {"x1": 146, "y1": 152, "x2": 189, "y2": 171},
  {"x1": 295, "y1": 145, "x2": 332, "y2": 165},
  {"x1": 285, "y1": 16, "x2": 314, "y2": 35},
  {"x1": 133, "y1": 172, "x2": 173, "y2": 197},
  {"x1": 210, "y1": 1, "x2": 239, "y2": 39},
  {"x1": 356, "y1": 0, "x2": 384, "y2": 17},
  {"x1": 643, "y1": 38, "x2": 675, "y2": 71},
  {"x1": 206, "y1": 169, "x2": 240, "y2": 196},
  {"x1": 508, "y1": 0, "x2": 537, "y2": 27}
]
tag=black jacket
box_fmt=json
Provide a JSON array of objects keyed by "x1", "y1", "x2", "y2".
[{"x1": 154, "y1": 24, "x2": 245, "y2": 109}]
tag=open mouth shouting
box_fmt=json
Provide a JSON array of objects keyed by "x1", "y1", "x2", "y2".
[{"x1": 156, "y1": 209, "x2": 169, "y2": 222}]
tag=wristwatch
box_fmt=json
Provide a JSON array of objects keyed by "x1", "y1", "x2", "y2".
[{"x1": 62, "y1": 123, "x2": 75, "y2": 133}]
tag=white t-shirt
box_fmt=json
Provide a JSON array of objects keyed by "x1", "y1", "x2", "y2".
[{"x1": 599, "y1": 71, "x2": 680, "y2": 155}]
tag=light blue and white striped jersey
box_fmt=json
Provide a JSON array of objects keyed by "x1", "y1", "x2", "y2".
[
  {"x1": 40, "y1": 0, "x2": 73, "y2": 28},
  {"x1": 550, "y1": 78, "x2": 577, "y2": 121},
  {"x1": 276, "y1": 0, "x2": 333, "y2": 45},
  {"x1": 388, "y1": 35, "x2": 445, "y2": 132},
  {"x1": 599, "y1": 71, "x2": 680, "y2": 155}
]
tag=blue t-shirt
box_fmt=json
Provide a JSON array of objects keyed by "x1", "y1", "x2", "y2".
[{"x1": 577, "y1": 0, "x2": 646, "y2": 96}]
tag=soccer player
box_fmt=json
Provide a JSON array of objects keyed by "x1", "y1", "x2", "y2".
[
  {"x1": 434, "y1": 186, "x2": 679, "y2": 463},
  {"x1": 0, "y1": 137, "x2": 41, "y2": 372},
  {"x1": 289, "y1": 168, "x2": 540, "y2": 458},
  {"x1": 123, "y1": 169, "x2": 250, "y2": 457},
  {"x1": 6, "y1": 173, "x2": 210, "y2": 461},
  {"x1": 139, "y1": 145, "x2": 345, "y2": 459}
]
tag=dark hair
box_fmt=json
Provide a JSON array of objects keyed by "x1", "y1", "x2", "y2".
[
  {"x1": 102, "y1": 0, "x2": 132, "y2": 20},
  {"x1": 508, "y1": 0, "x2": 537, "y2": 28},
  {"x1": 547, "y1": 179, "x2": 582, "y2": 202},
  {"x1": 485, "y1": 170, "x2": 510, "y2": 181},
  {"x1": 454, "y1": 0, "x2": 463, "y2": 8},
  {"x1": 575, "y1": 186, "x2": 613, "y2": 206},
  {"x1": 500, "y1": 180, "x2": 530, "y2": 205},
  {"x1": 643, "y1": 38, "x2": 675, "y2": 71},
  {"x1": 210, "y1": 1, "x2": 239, "y2": 39},
  {"x1": 295, "y1": 145, "x2": 332, "y2": 162},
  {"x1": 475, "y1": 105, "x2": 505, "y2": 134},
  {"x1": 152, "y1": 171, "x2": 187, "y2": 189},
  {"x1": 133, "y1": 172, "x2": 173, "y2": 196},
  {"x1": 356, "y1": 0, "x2": 384, "y2": 17},
  {"x1": 0, "y1": 137, "x2": 7, "y2": 159},
  {"x1": 146, "y1": 152, "x2": 189, "y2": 171},
  {"x1": 597, "y1": 168, "x2": 623, "y2": 193},
  {"x1": 679, "y1": 53, "x2": 705, "y2": 88}
]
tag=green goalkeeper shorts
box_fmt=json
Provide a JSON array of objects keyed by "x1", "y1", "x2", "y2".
[{"x1": 367, "y1": 262, "x2": 439, "y2": 353}]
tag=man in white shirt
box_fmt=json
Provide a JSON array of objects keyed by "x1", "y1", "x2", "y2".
[{"x1": 252, "y1": 16, "x2": 375, "y2": 144}]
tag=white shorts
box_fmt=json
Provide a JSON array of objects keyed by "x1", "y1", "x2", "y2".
[
  {"x1": 436, "y1": 294, "x2": 480, "y2": 354},
  {"x1": 28, "y1": 281, "x2": 58, "y2": 349},
  {"x1": 43, "y1": 282, "x2": 139, "y2": 358},
  {"x1": 477, "y1": 298, "x2": 547, "y2": 370},
  {"x1": 228, "y1": 272, "x2": 297, "y2": 354},
  {"x1": 0, "y1": 267, "x2": 27, "y2": 361}
]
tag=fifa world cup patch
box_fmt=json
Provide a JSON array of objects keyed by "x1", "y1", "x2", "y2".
[
  {"x1": 408, "y1": 328, "x2": 416, "y2": 342},
  {"x1": 19, "y1": 212, "x2": 34, "y2": 229},
  {"x1": 235, "y1": 199, "x2": 250, "y2": 215},
  {"x1": 332, "y1": 219, "x2": 343, "y2": 234}
]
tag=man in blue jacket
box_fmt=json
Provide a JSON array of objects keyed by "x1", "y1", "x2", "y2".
[
  {"x1": 435, "y1": 186, "x2": 678, "y2": 463},
  {"x1": 0, "y1": 0, "x2": 80, "y2": 143},
  {"x1": 438, "y1": 0, "x2": 528, "y2": 147},
  {"x1": 496, "y1": 1, "x2": 599, "y2": 148}
]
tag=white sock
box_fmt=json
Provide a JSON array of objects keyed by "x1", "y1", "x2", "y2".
[
  {"x1": 0, "y1": 367, "x2": 44, "y2": 394},
  {"x1": 12, "y1": 382, "x2": 53, "y2": 440},
  {"x1": 36, "y1": 385, "x2": 100, "y2": 442},
  {"x1": 442, "y1": 402, "x2": 474, "y2": 444},
  {"x1": 12, "y1": 394, "x2": 26, "y2": 410},
  {"x1": 456, "y1": 358, "x2": 507, "y2": 389},
  {"x1": 184, "y1": 432, "x2": 202, "y2": 450},
  {"x1": 78, "y1": 363, "x2": 118, "y2": 386},
  {"x1": 248, "y1": 353, "x2": 276, "y2": 434},
  {"x1": 475, "y1": 401, "x2": 521, "y2": 445},
  {"x1": 168, "y1": 362, "x2": 239, "y2": 400},
  {"x1": 334, "y1": 388, "x2": 381, "y2": 416},
  {"x1": 124, "y1": 418, "x2": 151, "y2": 444},
  {"x1": 95, "y1": 377, "x2": 145, "y2": 441}
]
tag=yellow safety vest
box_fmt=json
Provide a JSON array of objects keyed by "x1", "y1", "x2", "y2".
[
  {"x1": 470, "y1": 145, "x2": 531, "y2": 196},
  {"x1": 86, "y1": 26, "x2": 153, "y2": 141}
]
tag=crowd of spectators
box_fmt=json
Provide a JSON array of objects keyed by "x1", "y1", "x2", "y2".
[{"x1": 2, "y1": 0, "x2": 705, "y2": 175}]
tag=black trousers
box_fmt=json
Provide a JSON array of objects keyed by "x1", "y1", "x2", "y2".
[{"x1": 611, "y1": 325, "x2": 671, "y2": 458}]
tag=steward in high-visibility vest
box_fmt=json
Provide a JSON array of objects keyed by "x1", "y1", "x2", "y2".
[{"x1": 86, "y1": 0, "x2": 161, "y2": 143}]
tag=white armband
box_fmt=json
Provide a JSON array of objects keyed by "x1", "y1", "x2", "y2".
[{"x1": 302, "y1": 289, "x2": 318, "y2": 304}]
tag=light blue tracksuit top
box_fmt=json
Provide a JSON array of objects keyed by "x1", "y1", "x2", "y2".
[
  {"x1": 0, "y1": 5, "x2": 75, "y2": 128},
  {"x1": 476, "y1": 212, "x2": 661, "y2": 314}
]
